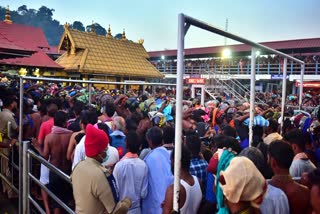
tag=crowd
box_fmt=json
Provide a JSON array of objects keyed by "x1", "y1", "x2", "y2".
[
  {"x1": 0, "y1": 77, "x2": 320, "y2": 214},
  {"x1": 152, "y1": 54, "x2": 320, "y2": 71}
]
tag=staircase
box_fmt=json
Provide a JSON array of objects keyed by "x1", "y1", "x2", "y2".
[{"x1": 204, "y1": 70, "x2": 265, "y2": 105}]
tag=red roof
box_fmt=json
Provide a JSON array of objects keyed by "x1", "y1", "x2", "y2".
[
  {"x1": 0, "y1": 21, "x2": 62, "y2": 68},
  {"x1": 0, "y1": 51, "x2": 63, "y2": 69},
  {"x1": 0, "y1": 21, "x2": 50, "y2": 51},
  {"x1": 148, "y1": 38, "x2": 320, "y2": 58}
]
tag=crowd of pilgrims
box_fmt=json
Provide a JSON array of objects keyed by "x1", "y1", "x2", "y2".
[{"x1": 0, "y1": 79, "x2": 320, "y2": 214}]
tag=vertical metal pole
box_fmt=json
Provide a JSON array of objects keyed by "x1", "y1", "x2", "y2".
[
  {"x1": 191, "y1": 85, "x2": 195, "y2": 98},
  {"x1": 88, "y1": 83, "x2": 92, "y2": 106},
  {"x1": 22, "y1": 141, "x2": 30, "y2": 214},
  {"x1": 19, "y1": 77, "x2": 24, "y2": 214},
  {"x1": 7, "y1": 121, "x2": 11, "y2": 139},
  {"x1": 299, "y1": 64, "x2": 305, "y2": 110},
  {"x1": 249, "y1": 48, "x2": 256, "y2": 147},
  {"x1": 27, "y1": 151, "x2": 31, "y2": 214},
  {"x1": 173, "y1": 13, "x2": 184, "y2": 213},
  {"x1": 201, "y1": 85, "x2": 205, "y2": 106},
  {"x1": 280, "y1": 58, "x2": 287, "y2": 135}
]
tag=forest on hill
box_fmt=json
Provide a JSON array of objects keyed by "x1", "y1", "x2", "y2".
[{"x1": 0, "y1": 5, "x2": 123, "y2": 46}]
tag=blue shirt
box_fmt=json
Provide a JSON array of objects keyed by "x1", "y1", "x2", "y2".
[
  {"x1": 142, "y1": 147, "x2": 173, "y2": 214},
  {"x1": 243, "y1": 115, "x2": 269, "y2": 127},
  {"x1": 205, "y1": 173, "x2": 217, "y2": 203},
  {"x1": 190, "y1": 157, "x2": 208, "y2": 188},
  {"x1": 260, "y1": 184, "x2": 290, "y2": 214}
]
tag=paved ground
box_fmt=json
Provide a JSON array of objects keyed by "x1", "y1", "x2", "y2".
[{"x1": 0, "y1": 192, "x2": 18, "y2": 214}]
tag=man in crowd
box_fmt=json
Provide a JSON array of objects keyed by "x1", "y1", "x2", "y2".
[
  {"x1": 220, "y1": 156, "x2": 267, "y2": 213},
  {"x1": 142, "y1": 127, "x2": 173, "y2": 214},
  {"x1": 186, "y1": 134, "x2": 208, "y2": 189},
  {"x1": 72, "y1": 124, "x2": 131, "y2": 214},
  {"x1": 283, "y1": 129, "x2": 316, "y2": 177},
  {"x1": 33, "y1": 102, "x2": 58, "y2": 213},
  {"x1": 72, "y1": 109, "x2": 98, "y2": 169},
  {"x1": 268, "y1": 140, "x2": 311, "y2": 214},
  {"x1": 113, "y1": 131, "x2": 148, "y2": 214},
  {"x1": 309, "y1": 169, "x2": 320, "y2": 214},
  {"x1": 34, "y1": 111, "x2": 73, "y2": 214},
  {"x1": 239, "y1": 147, "x2": 289, "y2": 214},
  {"x1": 110, "y1": 116, "x2": 127, "y2": 159},
  {"x1": 162, "y1": 145, "x2": 202, "y2": 214},
  {"x1": 263, "y1": 119, "x2": 282, "y2": 145},
  {"x1": 0, "y1": 96, "x2": 18, "y2": 198}
]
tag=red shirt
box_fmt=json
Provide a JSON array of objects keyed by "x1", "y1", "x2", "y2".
[{"x1": 38, "y1": 118, "x2": 54, "y2": 142}]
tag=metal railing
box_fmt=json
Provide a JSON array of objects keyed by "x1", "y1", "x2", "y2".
[
  {"x1": 22, "y1": 141, "x2": 75, "y2": 214},
  {"x1": 0, "y1": 121, "x2": 20, "y2": 200},
  {"x1": 156, "y1": 62, "x2": 319, "y2": 75}
]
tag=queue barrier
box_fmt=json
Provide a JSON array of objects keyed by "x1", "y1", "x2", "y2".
[
  {"x1": 22, "y1": 141, "x2": 75, "y2": 214},
  {"x1": 0, "y1": 121, "x2": 20, "y2": 198}
]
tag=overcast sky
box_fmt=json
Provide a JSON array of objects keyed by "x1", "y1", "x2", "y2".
[{"x1": 2, "y1": 0, "x2": 320, "y2": 51}]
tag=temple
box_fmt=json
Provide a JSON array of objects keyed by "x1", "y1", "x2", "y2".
[{"x1": 56, "y1": 23, "x2": 163, "y2": 83}]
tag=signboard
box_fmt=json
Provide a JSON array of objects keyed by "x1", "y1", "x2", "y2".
[
  {"x1": 186, "y1": 78, "x2": 206, "y2": 84},
  {"x1": 271, "y1": 74, "x2": 289, "y2": 80},
  {"x1": 295, "y1": 81, "x2": 320, "y2": 88}
]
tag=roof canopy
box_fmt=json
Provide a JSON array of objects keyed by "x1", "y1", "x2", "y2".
[
  {"x1": 149, "y1": 38, "x2": 320, "y2": 59},
  {"x1": 56, "y1": 24, "x2": 163, "y2": 78}
]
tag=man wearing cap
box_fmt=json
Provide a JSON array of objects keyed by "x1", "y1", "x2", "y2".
[{"x1": 72, "y1": 124, "x2": 131, "y2": 214}]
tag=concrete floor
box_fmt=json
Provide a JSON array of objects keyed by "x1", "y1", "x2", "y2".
[{"x1": 0, "y1": 192, "x2": 18, "y2": 214}]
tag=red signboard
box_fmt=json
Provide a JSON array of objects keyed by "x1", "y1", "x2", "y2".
[
  {"x1": 295, "y1": 81, "x2": 320, "y2": 88},
  {"x1": 186, "y1": 78, "x2": 206, "y2": 84}
]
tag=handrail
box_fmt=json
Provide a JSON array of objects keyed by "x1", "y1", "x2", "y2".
[
  {"x1": 26, "y1": 147, "x2": 74, "y2": 214},
  {"x1": 156, "y1": 62, "x2": 319, "y2": 75},
  {"x1": 27, "y1": 150, "x2": 71, "y2": 183},
  {"x1": 28, "y1": 173, "x2": 74, "y2": 214}
]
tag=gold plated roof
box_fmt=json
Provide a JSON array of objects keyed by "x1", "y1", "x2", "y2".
[{"x1": 56, "y1": 26, "x2": 163, "y2": 78}]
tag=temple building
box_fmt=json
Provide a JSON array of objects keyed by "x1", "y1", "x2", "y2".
[
  {"x1": 0, "y1": 6, "x2": 63, "y2": 77},
  {"x1": 56, "y1": 23, "x2": 163, "y2": 87}
]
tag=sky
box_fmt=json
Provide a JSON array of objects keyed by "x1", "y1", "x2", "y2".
[{"x1": 2, "y1": 0, "x2": 320, "y2": 51}]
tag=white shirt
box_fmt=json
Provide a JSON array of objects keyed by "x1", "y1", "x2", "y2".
[
  {"x1": 113, "y1": 157, "x2": 148, "y2": 214},
  {"x1": 180, "y1": 175, "x2": 202, "y2": 214},
  {"x1": 102, "y1": 146, "x2": 119, "y2": 167},
  {"x1": 260, "y1": 184, "x2": 290, "y2": 214},
  {"x1": 72, "y1": 136, "x2": 86, "y2": 170}
]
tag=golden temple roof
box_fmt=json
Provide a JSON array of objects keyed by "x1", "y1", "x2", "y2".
[{"x1": 56, "y1": 25, "x2": 163, "y2": 78}]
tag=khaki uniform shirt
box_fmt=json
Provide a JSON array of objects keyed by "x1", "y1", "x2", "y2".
[
  {"x1": 71, "y1": 158, "x2": 130, "y2": 214},
  {"x1": 0, "y1": 109, "x2": 17, "y2": 143}
]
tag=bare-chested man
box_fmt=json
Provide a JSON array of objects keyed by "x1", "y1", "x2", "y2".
[{"x1": 34, "y1": 111, "x2": 73, "y2": 214}]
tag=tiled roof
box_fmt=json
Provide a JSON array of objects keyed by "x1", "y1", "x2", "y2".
[
  {"x1": 148, "y1": 38, "x2": 320, "y2": 58},
  {"x1": 0, "y1": 52, "x2": 63, "y2": 69},
  {"x1": 56, "y1": 27, "x2": 163, "y2": 78},
  {"x1": 0, "y1": 21, "x2": 60, "y2": 55}
]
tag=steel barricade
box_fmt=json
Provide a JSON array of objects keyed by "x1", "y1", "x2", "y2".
[{"x1": 23, "y1": 141, "x2": 75, "y2": 214}]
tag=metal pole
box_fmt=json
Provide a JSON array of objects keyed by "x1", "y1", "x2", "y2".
[
  {"x1": 249, "y1": 48, "x2": 256, "y2": 147},
  {"x1": 88, "y1": 83, "x2": 92, "y2": 106},
  {"x1": 19, "y1": 77, "x2": 24, "y2": 214},
  {"x1": 22, "y1": 141, "x2": 30, "y2": 214},
  {"x1": 201, "y1": 85, "x2": 205, "y2": 106},
  {"x1": 191, "y1": 85, "x2": 195, "y2": 98},
  {"x1": 173, "y1": 13, "x2": 185, "y2": 213},
  {"x1": 280, "y1": 58, "x2": 287, "y2": 135},
  {"x1": 7, "y1": 121, "x2": 11, "y2": 139},
  {"x1": 299, "y1": 64, "x2": 305, "y2": 110}
]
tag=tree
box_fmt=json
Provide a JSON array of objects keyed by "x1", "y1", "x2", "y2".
[
  {"x1": 72, "y1": 21, "x2": 85, "y2": 32},
  {"x1": 86, "y1": 23, "x2": 106, "y2": 36},
  {"x1": 17, "y1": 5, "x2": 28, "y2": 15}
]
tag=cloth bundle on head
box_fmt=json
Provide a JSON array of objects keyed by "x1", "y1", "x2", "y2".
[
  {"x1": 85, "y1": 124, "x2": 109, "y2": 157},
  {"x1": 220, "y1": 156, "x2": 266, "y2": 207},
  {"x1": 216, "y1": 149, "x2": 236, "y2": 214}
]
